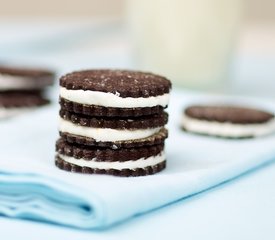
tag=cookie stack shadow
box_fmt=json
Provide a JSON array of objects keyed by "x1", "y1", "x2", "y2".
[{"x1": 55, "y1": 69, "x2": 171, "y2": 177}]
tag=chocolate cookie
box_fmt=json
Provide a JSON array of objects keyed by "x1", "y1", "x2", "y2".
[
  {"x1": 0, "y1": 65, "x2": 55, "y2": 91},
  {"x1": 59, "y1": 109, "x2": 168, "y2": 129},
  {"x1": 182, "y1": 105, "x2": 275, "y2": 138},
  {"x1": 59, "y1": 69, "x2": 171, "y2": 117},
  {"x1": 59, "y1": 127, "x2": 168, "y2": 149},
  {"x1": 55, "y1": 155, "x2": 166, "y2": 177},
  {"x1": 56, "y1": 137, "x2": 164, "y2": 161},
  {"x1": 0, "y1": 91, "x2": 49, "y2": 107},
  {"x1": 0, "y1": 91, "x2": 49, "y2": 119},
  {"x1": 59, "y1": 97, "x2": 165, "y2": 117}
]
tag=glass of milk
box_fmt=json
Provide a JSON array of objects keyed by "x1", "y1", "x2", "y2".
[{"x1": 127, "y1": 0, "x2": 243, "y2": 90}]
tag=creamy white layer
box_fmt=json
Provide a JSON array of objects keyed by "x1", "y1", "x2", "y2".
[
  {"x1": 182, "y1": 114, "x2": 275, "y2": 137},
  {"x1": 0, "y1": 74, "x2": 48, "y2": 90},
  {"x1": 0, "y1": 107, "x2": 34, "y2": 119},
  {"x1": 60, "y1": 87, "x2": 170, "y2": 108},
  {"x1": 59, "y1": 118, "x2": 162, "y2": 142},
  {"x1": 58, "y1": 151, "x2": 165, "y2": 170}
]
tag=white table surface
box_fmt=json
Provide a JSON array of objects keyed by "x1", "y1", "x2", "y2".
[{"x1": 0, "y1": 18, "x2": 275, "y2": 239}]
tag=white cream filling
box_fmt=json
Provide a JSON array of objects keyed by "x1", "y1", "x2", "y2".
[
  {"x1": 59, "y1": 118, "x2": 162, "y2": 142},
  {"x1": 182, "y1": 114, "x2": 275, "y2": 137},
  {"x1": 60, "y1": 87, "x2": 170, "y2": 108},
  {"x1": 58, "y1": 151, "x2": 165, "y2": 170},
  {"x1": 0, "y1": 74, "x2": 48, "y2": 90}
]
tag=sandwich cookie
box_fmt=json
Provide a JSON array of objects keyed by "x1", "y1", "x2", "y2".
[
  {"x1": 182, "y1": 105, "x2": 275, "y2": 138},
  {"x1": 55, "y1": 138, "x2": 166, "y2": 176},
  {"x1": 59, "y1": 69, "x2": 171, "y2": 117},
  {"x1": 0, "y1": 65, "x2": 55, "y2": 119},
  {"x1": 0, "y1": 66, "x2": 55, "y2": 91},
  {"x1": 59, "y1": 109, "x2": 168, "y2": 149}
]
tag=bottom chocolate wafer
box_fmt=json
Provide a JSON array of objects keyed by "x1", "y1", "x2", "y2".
[
  {"x1": 55, "y1": 155, "x2": 166, "y2": 177},
  {"x1": 0, "y1": 91, "x2": 50, "y2": 119}
]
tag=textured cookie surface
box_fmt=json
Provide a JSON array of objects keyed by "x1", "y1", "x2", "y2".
[
  {"x1": 0, "y1": 66, "x2": 54, "y2": 78},
  {"x1": 55, "y1": 155, "x2": 166, "y2": 177},
  {"x1": 60, "y1": 127, "x2": 168, "y2": 149},
  {"x1": 59, "y1": 97, "x2": 166, "y2": 117},
  {"x1": 56, "y1": 138, "x2": 164, "y2": 161},
  {"x1": 0, "y1": 91, "x2": 49, "y2": 108},
  {"x1": 185, "y1": 105, "x2": 274, "y2": 124},
  {"x1": 60, "y1": 109, "x2": 168, "y2": 129},
  {"x1": 60, "y1": 69, "x2": 171, "y2": 98}
]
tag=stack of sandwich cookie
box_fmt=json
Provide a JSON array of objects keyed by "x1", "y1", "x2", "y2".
[
  {"x1": 182, "y1": 105, "x2": 275, "y2": 138},
  {"x1": 56, "y1": 69, "x2": 171, "y2": 176},
  {"x1": 0, "y1": 66, "x2": 55, "y2": 118}
]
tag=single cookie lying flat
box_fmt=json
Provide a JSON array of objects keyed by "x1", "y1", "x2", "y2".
[
  {"x1": 59, "y1": 69, "x2": 171, "y2": 117},
  {"x1": 182, "y1": 105, "x2": 275, "y2": 138},
  {"x1": 0, "y1": 66, "x2": 55, "y2": 90}
]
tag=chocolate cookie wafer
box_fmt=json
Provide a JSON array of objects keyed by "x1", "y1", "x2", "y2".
[
  {"x1": 0, "y1": 91, "x2": 49, "y2": 119},
  {"x1": 59, "y1": 69, "x2": 171, "y2": 117},
  {"x1": 59, "y1": 109, "x2": 168, "y2": 129},
  {"x1": 182, "y1": 105, "x2": 275, "y2": 138}
]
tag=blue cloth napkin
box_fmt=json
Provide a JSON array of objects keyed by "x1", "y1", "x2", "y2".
[{"x1": 0, "y1": 91, "x2": 275, "y2": 229}]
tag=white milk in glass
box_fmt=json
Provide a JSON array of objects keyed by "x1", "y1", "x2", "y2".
[{"x1": 127, "y1": 0, "x2": 242, "y2": 90}]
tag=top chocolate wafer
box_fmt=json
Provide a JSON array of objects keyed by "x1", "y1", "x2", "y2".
[
  {"x1": 0, "y1": 66, "x2": 55, "y2": 91},
  {"x1": 59, "y1": 69, "x2": 172, "y2": 117}
]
